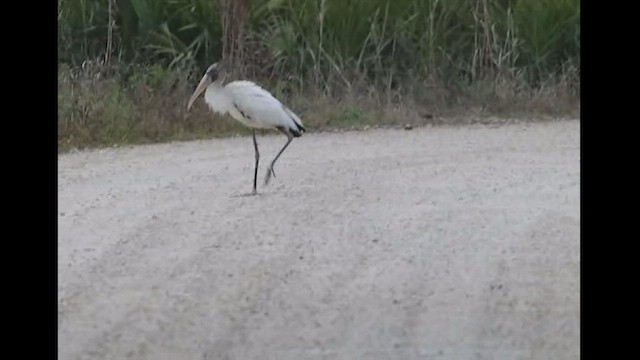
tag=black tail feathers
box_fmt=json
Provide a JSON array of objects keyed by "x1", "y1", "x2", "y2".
[{"x1": 290, "y1": 122, "x2": 305, "y2": 137}]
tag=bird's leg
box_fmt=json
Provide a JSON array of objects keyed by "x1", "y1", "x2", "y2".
[
  {"x1": 252, "y1": 130, "x2": 259, "y2": 195},
  {"x1": 265, "y1": 129, "x2": 293, "y2": 185}
]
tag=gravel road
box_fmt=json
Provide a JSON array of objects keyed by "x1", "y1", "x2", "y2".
[{"x1": 58, "y1": 120, "x2": 580, "y2": 359}]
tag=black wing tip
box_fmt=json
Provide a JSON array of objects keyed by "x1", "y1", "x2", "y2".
[{"x1": 287, "y1": 122, "x2": 305, "y2": 137}]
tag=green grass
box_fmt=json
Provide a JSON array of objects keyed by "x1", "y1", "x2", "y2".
[
  {"x1": 57, "y1": 0, "x2": 580, "y2": 152},
  {"x1": 58, "y1": 0, "x2": 579, "y2": 81},
  {"x1": 58, "y1": 60, "x2": 578, "y2": 152}
]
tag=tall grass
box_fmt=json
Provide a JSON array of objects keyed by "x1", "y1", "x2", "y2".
[
  {"x1": 58, "y1": 0, "x2": 580, "y2": 151},
  {"x1": 59, "y1": 0, "x2": 579, "y2": 81}
]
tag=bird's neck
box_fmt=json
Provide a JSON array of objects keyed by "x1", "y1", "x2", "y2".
[
  {"x1": 211, "y1": 79, "x2": 225, "y2": 88},
  {"x1": 204, "y1": 80, "x2": 233, "y2": 115}
]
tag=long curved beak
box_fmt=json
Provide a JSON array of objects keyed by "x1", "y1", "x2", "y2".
[{"x1": 187, "y1": 74, "x2": 212, "y2": 111}]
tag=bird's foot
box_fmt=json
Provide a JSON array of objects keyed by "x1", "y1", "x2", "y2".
[
  {"x1": 231, "y1": 189, "x2": 260, "y2": 198},
  {"x1": 264, "y1": 166, "x2": 276, "y2": 185}
]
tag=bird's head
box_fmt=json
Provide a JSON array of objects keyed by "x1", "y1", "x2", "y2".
[{"x1": 187, "y1": 61, "x2": 230, "y2": 111}]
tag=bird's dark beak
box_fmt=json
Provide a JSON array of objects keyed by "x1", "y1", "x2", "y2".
[{"x1": 187, "y1": 74, "x2": 212, "y2": 111}]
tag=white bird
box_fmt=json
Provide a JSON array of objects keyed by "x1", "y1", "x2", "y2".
[{"x1": 187, "y1": 61, "x2": 305, "y2": 196}]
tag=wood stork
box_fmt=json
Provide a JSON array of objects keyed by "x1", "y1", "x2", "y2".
[{"x1": 187, "y1": 61, "x2": 305, "y2": 195}]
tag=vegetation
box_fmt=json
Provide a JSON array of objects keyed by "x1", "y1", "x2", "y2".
[{"x1": 58, "y1": 0, "x2": 580, "y2": 151}]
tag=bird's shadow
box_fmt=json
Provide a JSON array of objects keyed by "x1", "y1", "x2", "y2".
[{"x1": 230, "y1": 192, "x2": 265, "y2": 198}]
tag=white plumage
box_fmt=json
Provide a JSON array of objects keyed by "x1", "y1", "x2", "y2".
[
  {"x1": 205, "y1": 80, "x2": 304, "y2": 134},
  {"x1": 186, "y1": 62, "x2": 305, "y2": 196}
]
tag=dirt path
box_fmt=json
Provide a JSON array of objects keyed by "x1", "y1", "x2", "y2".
[{"x1": 58, "y1": 120, "x2": 580, "y2": 360}]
